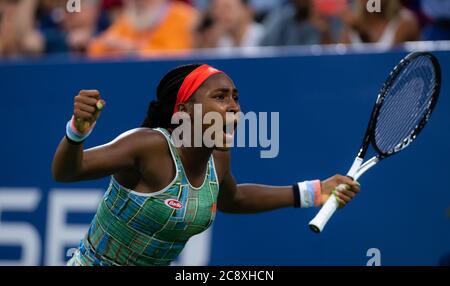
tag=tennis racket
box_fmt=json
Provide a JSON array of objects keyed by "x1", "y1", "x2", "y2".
[{"x1": 309, "y1": 51, "x2": 442, "y2": 233}]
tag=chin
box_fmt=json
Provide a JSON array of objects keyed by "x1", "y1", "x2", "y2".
[{"x1": 214, "y1": 146, "x2": 231, "y2": 152}]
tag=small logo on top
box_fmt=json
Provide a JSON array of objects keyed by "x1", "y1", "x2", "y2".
[{"x1": 164, "y1": 199, "x2": 183, "y2": 209}]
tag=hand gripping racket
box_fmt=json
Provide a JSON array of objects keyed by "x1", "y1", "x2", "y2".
[{"x1": 309, "y1": 52, "x2": 442, "y2": 233}]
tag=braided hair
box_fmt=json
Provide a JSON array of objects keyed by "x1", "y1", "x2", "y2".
[{"x1": 141, "y1": 64, "x2": 202, "y2": 128}]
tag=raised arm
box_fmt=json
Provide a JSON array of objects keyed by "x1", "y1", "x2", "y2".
[
  {"x1": 52, "y1": 128, "x2": 153, "y2": 182},
  {"x1": 52, "y1": 90, "x2": 155, "y2": 182}
]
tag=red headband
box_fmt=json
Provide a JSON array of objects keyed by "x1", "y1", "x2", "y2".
[{"x1": 173, "y1": 64, "x2": 223, "y2": 114}]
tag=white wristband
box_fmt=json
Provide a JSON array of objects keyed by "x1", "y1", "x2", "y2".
[
  {"x1": 66, "y1": 116, "x2": 96, "y2": 143},
  {"x1": 297, "y1": 180, "x2": 322, "y2": 208}
]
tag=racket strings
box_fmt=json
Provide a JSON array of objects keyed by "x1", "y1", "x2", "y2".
[
  {"x1": 378, "y1": 75, "x2": 427, "y2": 139},
  {"x1": 376, "y1": 63, "x2": 433, "y2": 151},
  {"x1": 374, "y1": 56, "x2": 437, "y2": 154}
]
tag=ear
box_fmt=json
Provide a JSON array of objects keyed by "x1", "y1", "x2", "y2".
[{"x1": 178, "y1": 103, "x2": 195, "y2": 117}]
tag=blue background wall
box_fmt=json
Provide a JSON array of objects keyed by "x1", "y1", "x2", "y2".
[{"x1": 0, "y1": 49, "x2": 449, "y2": 265}]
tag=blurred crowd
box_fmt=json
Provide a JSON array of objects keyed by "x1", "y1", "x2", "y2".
[{"x1": 0, "y1": 0, "x2": 449, "y2": 58}]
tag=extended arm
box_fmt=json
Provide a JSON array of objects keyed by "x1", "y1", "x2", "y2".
[
  {"x1": 218, "y1": 170, "x2": 295, "y2": 213},
  {"x1": 216, "y1": 153, "x2": 360, "y2": 214}
]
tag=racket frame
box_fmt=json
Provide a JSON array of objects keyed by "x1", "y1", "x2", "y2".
[{"x1": 308, "y1": 52, "x2": 441, "y2": 233}]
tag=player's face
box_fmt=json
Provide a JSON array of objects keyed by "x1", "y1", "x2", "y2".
[{"x1": 189, "y1": 73, "x2": 240, "y2": 151}]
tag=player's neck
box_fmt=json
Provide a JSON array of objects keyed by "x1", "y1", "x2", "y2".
[{"x1": 177, "y1": 146, "x2": 212, "y2": 176}]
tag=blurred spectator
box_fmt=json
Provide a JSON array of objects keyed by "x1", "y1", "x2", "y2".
[
  {"x1": 64, "y1": 0, "x2": 103, "y2": 54},
  {"x1": 0, "y1": 0, "x2": 44, "y2": 57},
  {"x1": 420, "y1": 0, "x2": 450, "y2": 41},
  {"x1": 400, "y1": 0, "x2": 429, "y2": 28},
  {"x1": 340, "y1": 0, "x2": 420, "y2": 46},
  {"x1": 194, "y1": 0, "x2": 284, "y2": 19},
  {"x1": 314, "y1": 0, "x2": 347, "y2": 42},
  {"x1": 194, "y1": 12, "x2": 221, "y2": 49},
  {"x1": 36, "y1": 0, "x2": 66, "y2": 53},
  {"x1": 101, "y1": 0, "x2": 124, "y2": 23},
  {"x1": 37, "y1": 0, "x2": 103, "y2": 55},
  {"x1": 259, "y1": 0, "x2": 333, "y2": 47},
  {"x1": 174, "y1": 0, "x2": 192, "y2": 4},
  {"x1": 249, "y1": 0, "x2": 286, "y2": 15},
  {"x1": 88, "y1": 0, "x2": 198, "y2": 57},
  {"x1": 195, "y1": 0, "x2": 264, "y2": 50}
]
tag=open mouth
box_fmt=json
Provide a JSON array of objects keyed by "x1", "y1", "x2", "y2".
[{"x1": 223, "y1": 120, "x2": 238, "y2": 142}]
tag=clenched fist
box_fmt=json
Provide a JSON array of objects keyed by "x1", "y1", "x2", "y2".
[
  {"x1": 73, "y1": 90, "x2": 105, "y2": 133},
  {"x1": 320, "y1": 175, "x2": 360, "y2": 208}
]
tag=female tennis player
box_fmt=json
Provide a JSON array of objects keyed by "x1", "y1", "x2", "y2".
[{"x1": 52, "y1": 64, "x2": 360, "y2": 266}]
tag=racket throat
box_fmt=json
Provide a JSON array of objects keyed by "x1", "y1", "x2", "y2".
[{"x1": 347, "y1": 157, "x2": 364, "y2": 178}]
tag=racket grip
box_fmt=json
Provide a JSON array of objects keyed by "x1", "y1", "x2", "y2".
[{"x1": 308, "y1": 184, "x2": 346, "y2": 233}]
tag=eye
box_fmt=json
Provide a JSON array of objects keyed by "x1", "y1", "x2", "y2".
[
  {"x1": 233, "y1": 94, "x2": 239, "y2": 102},
  {"x1": 215, "y1": 94, "x2": 225, "y2": 100}
]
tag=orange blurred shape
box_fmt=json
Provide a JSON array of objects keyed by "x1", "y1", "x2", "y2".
[{"x1": 315, "y1": 0, "x2": 348, "y2": 16}]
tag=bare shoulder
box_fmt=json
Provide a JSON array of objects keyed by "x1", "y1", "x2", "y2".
[
  {"x1": 396, "y1": 9, "x2": 420, "y2": 41},
  {"x1": 399, "y1": 11, "x2": 418, "y2": 28},
  {"x1": 105, "y1": 127, "x2": 169, "y2": 155}
]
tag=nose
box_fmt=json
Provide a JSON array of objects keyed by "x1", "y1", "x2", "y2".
[{"x1": 227, "y1": 97, "x2": 240, "y2": 113}]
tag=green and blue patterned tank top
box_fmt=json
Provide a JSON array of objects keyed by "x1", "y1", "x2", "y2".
[{"x1": 67, "y1": 128, "x2": 220, "y2": 266}]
